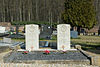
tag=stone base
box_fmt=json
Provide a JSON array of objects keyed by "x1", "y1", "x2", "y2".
[
  {"x1": 4, "y1": 50, "x2": 90, "y2": 65},
  {"x1": 11, "y1": 60, "x2": 90, "y2": 65}
]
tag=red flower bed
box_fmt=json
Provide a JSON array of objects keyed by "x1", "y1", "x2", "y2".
[
  {"x1": 23, "y1": 51, "x2": 29, "y2": 54},
  {"x1": 44, "y1": 50, "x2": 50, "y2": 55}
]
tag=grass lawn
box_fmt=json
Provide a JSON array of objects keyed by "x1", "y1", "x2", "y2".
[
  {"x1": 71, "y1": 35, "x2": 100, "y2": 54},
  {"x1": 0, "y1": 35, "x2": 100, "y2": 54}
]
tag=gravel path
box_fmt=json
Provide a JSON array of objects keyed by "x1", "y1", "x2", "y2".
[
  {"x1": 4, "y1": 51, "x2": 90, "y2": 63},
  {"x1": 0, "y1": 51, "x2": 11, "y2": 63},
  {"x1": 2, "y1": 51, "x2": 99, "y2": 66}
]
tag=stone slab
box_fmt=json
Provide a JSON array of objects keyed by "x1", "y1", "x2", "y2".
[
  {"x1": 71, "y1": 31, "x2": 78, "y2": 38},
  {"x1": 3, "y1": 37, "x2": 11, "y2": 43},
  {"x1": 57, "y1": 24, "x2": 70, "y2": 50},
  {"x1": 0, "y1": 26, "x2": 6, "y2": 33},
  {"x1": 25, "y1": 24, "x2": 39, "y2": 51}
]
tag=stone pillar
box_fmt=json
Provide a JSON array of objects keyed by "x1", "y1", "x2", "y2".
[
  {"x1": 25, "y1": 24, "x2": 39, "y2": 51},
  {"x1": 57, "y1": 24, "x2": 70, "y2": 50}
]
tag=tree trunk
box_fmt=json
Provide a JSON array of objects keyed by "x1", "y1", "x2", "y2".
[
  {"x1": 19, "y1": 0, "x2": 22, "y2": 21},
  {"x1": 3, "y1": 0, "x2": 5, "y2": 22},
  {"x1": 36, "y1": 0, "x2": 39, "y2": 21},
  {"x1": 11, "y1": 16, "x2": 13, "y2": 22}
]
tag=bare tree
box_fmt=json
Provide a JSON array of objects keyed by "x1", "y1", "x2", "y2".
[{"x1": 0, "y1": 0, "x2": 65, "y2": 23}]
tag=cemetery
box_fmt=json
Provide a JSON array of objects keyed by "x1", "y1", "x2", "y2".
[
  {"x1": 1, "y1": 24, "x2": 92, "y2": 65},
  {"x1": 0, "y1": 0, "x2": 100, "y2": 66},
  {"x1": 0, "y1": 24, "x2": 99, "y2": 67}
]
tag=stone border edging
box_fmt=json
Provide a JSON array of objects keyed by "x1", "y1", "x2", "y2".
[
  {"x1": 75, "y1": 45, "x2": 100, "y2": 66},
  {"x1": 77, "y1": 49, "x2": 93, "y2": 65}
]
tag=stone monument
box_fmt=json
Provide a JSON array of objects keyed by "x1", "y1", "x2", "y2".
[
  {"x1": 3, "y1": 37, "x2": 11, "y2": 43},
  {"x1": 57, "y1": 24, "x2": 70, "y2": 50},
  {"x1": 25, "y1": 24, "x2": 39, "y2": 51},
  {"x1": 71, "y1": 31, "x2": 78, "y2": 38},
  {"x1": 0, "y1": 26, "x2": 6, "y2": 33}
]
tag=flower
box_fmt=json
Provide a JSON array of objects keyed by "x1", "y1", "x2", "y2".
[
  {"x1": 23, "y1": 51, "x2": 29, "y2": 54},
  {"x1": 44, "y1": 50, "x2": 50, "y2": 55}
]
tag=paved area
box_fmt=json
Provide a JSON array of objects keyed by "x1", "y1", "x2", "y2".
[{"x1": 0, "y1": 63, "x2": 99, "y2": 67}]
